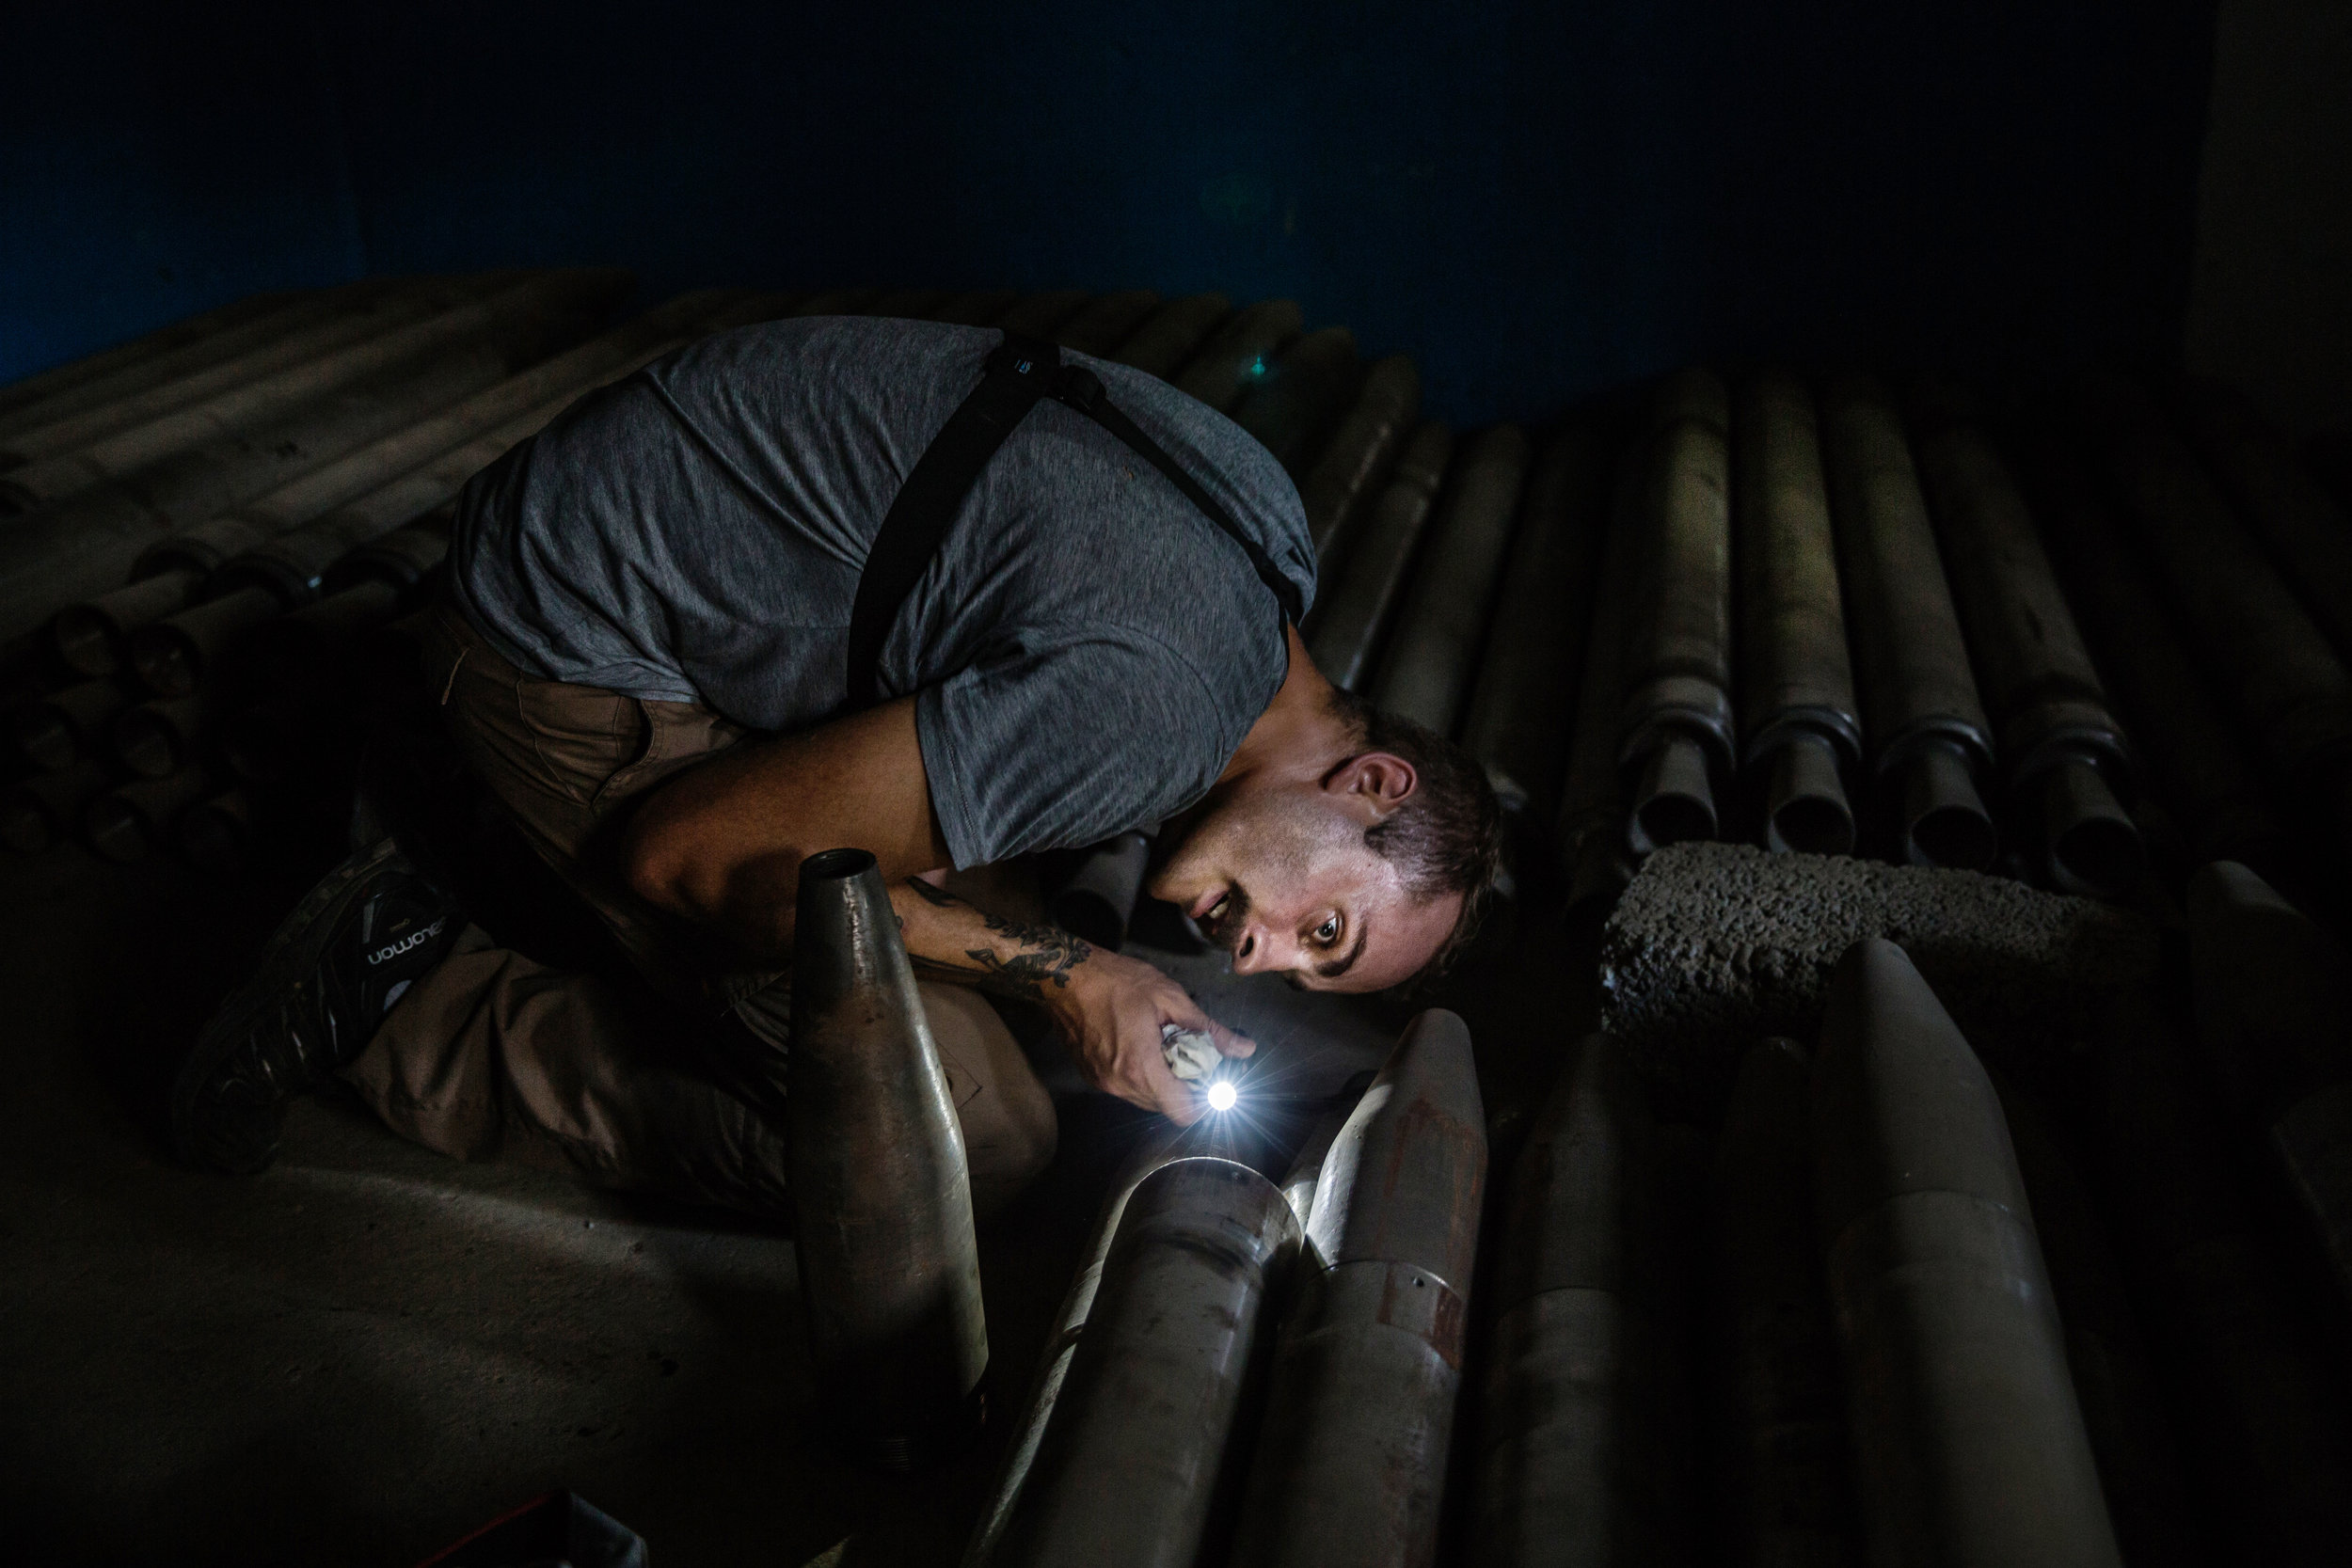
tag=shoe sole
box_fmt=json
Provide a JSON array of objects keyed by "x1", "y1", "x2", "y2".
[{"x1": 170, "y1": 836, "x2": 416, "y2": 1172}]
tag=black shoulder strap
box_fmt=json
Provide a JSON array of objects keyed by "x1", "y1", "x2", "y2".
[
  {"x1": 846, "y1": 333, "x2": 1304, "y2": 705},
  {"x1": 845, "y1": 336, "x2": 1060, "y2": 706}
]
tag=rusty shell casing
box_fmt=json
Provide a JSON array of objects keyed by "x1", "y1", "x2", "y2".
[
  {"x1": 992, "y1": 291, "x2": 1093, "y2": 340},
  {"x1": 151, "y1": 277, "x2": 728, "y2": 600},
  {"x1": 961, "y1": 1120, "x2": 1202, "y2": 1568},
  {"x1": 1306, "y1": 421, "x2": 1454, "y2": 691},
  {"x1": 1232, "y1": 326, "x2": 1363, "y2": 476},
  {"x1": 205, "y1": 513, "x2": 395, "y2": 607},
  {"x1": 1820, "y1": 374, "x2": 1997, "y2": 870},
  {"x1": 2029, "y1": 447, "x2": 2287, "y2": 875},
  {"x1": 0, "y1": 269, "x2": 626, "y2": 514},
  {"x1": 1112, "y1": 293, "x2": 1233, "y2": 381},
  {"x1": 2175, "y1": 378, "x2": 2352, "y2": 660},
  {"x1": 1554, "y1": 452, "x2": 1644, "y2": 917},
  {"x1": 50, "y1": 567, "x2": 202, "y2": 679},
  {"x1": 0, "y1": 288, "x2": 329, "y2": 439},
  {"x1": 1469, "y1": 1030, "x2": 1699, "y2": 1567},
  {"x1": 1371, "y1": 423, "x2": 1532, "y2": 738},
  {"x1": 1051, "y1": 291, "x2": 1161, "y2": 358},
  {"x1": 241, "y1": 396, "x2": 562, "y2": 587},
  {"x1": 1458, "y1": 421, "x2": 1613, "y2": 818},
  {"x1": 2, "y1": 756, "x2": 112, "y2": 854},
  {"x1": 1173, "y1": 298, "x2": 1306, "y2": 413},
  {"x1": 789, "y1": 847, "x2": 988, "y2": 1470},
  {"x1": 2073, "y1": 374, "x2": 2352, "y2": 799},
  {"x1": 1910, "y1": 391, "x2": 2142, "y2": 896},
  {"x1": 2097, "y1": 990, "x2": 2352, "y2": 1563},
  {"x1": 82, "y1": 764, "x2": 211, "y2": 863},
  {"x1": 1300, "y1": 355, "x2": 1422, "y2": 574},
  {"x1": 1736, "y1": 372, "x2": 1861, "y2": 858},
  {"x1": 1044, "y1": 830, "x2": 1152, "y2": 952},
  {"x1": 2187, "y1": 861, "x2": 2352, "y2": 1316},
  {"x1": 0, "y1": 276, "x2": 489, "y2": 479},
  {"x1": 1619, "y1": 371, "x2": 1735, "y2": 855},
  {"x1": 109, "y1": 691, "x2": 210, "y2": 780},
  {"x1": 930, "y1": 289, "x2": 1022, "y2": 327},
  {"x1": 1991, "y1": 1073, "x2": 2201, "y2": 1568},
  {"x1": 319, "y1": 521, "x2": 448, "y2": 600},
  {"x1": 0, "y1": 271, "x2": 630, "y2": 639},
  {"x1": 977, "y1": 1157, "x2": 1298, "y2": 1568},
  {"x1": 137, "y1": 286, "x2": 764, "y2": 584},
  {"x1": 127, "y1": 585, "x2": 281, "y2": 699},
  {"x1": 1813, "y1": 940, "x2": 2122, "y2": 1568},
  {"x1": 10, "y1": 674, "x2": 134, "y2": 772},
  {"x1": 1714, "y1": 1037, "x2": 1852, "y2": 1568},
  {"x1": 1231, "y1": 1010, "x2": 1486, "y2": 1568}
]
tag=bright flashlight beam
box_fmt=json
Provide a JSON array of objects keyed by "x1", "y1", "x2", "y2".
[{"x1": 1206, "y1": 1080, "x2": 1238, "y2": 1113}]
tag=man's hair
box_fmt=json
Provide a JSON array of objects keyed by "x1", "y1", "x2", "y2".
[{"x1": 1327, "y1": 686, "x2": 1505, "y2": 983}]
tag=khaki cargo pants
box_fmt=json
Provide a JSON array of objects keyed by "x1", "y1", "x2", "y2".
[{"x1": 340, "y1": 597, "x2": 1057, "y2": 1220}]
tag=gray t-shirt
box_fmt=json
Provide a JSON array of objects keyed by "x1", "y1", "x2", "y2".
[{"x1": 450, "y1": 316, "x2": 1316, "y2": 870}]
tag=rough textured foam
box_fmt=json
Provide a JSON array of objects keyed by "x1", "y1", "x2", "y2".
[{"x1": 1599, "y1": 843, "x2": 2158, "y2": 1102}]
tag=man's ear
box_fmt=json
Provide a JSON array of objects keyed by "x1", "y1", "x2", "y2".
[{"x1": 1324, "y1": 752, "x2": 1419, "y2": 819}]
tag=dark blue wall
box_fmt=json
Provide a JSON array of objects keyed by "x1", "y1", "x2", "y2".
[
  {"x1": 4, "y1": 2, "x2": 2215, "y2": 423},
  {"x1": 2, "y1": 2, "x2": 365, "y2": 384}
]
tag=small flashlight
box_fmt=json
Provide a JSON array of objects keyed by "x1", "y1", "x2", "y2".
[{"x1": 1162, "y1": 1022, "x2": 1242, "y2": 1113}]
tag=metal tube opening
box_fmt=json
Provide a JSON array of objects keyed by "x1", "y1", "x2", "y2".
[
  {"x1": 50, "y1": 608, "x2": 119, "y2": 679},
  {"x1": 2041, "y1": 758, "x2": 2145, "y2": 899},
  {"x1": 1899, "y1": 743, "x2": 1996, "y2": 871},
  {"x1": 111, "y1": 713, "x2": 180, "y2": 780},
  {"x1": 10, "y1": 709, "x2": 76, "y2": 772},
  {"x1": 1631, "y1": 734, "x2": 1718, "y2": 852},
  {"x1": 801, "y1": 846, "x2": 878, "y2": 881},
  {"x1": 1763, "y1": 732, "x2": 1856, "y2": 856},
  {"x1": 82, "y1": 799, "x2": 148, "y2": 863}
]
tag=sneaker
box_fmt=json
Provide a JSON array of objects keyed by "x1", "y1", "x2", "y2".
[{"x1": 173, "y1": 836, "x2": 465, "y2": 1173}]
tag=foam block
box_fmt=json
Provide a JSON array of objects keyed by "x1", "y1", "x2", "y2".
[{"x1": 1599, "y1": 843, "x2": 2157, "y2": 1102}]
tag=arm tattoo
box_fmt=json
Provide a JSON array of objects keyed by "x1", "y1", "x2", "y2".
[{"x1": 902, "y1": 877, "x2": 1093, "y2": 999}]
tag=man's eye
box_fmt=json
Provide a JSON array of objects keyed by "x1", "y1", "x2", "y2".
[{"x1": 1314, "y1": 916, "x2": 1341, "y2": 945}]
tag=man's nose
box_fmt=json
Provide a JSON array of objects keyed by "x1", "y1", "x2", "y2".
[{"x1": 1231, "y1": 921, "x2": 1301, "y2": 976}]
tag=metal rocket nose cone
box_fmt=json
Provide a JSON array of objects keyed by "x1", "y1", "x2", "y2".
[
  {"x1": 1813, "y1": 938, "x2": 2029, "y2": 1242},
  {"x1": 1304, "y1": 1006, "x2": 1486, "y2": 1288}
]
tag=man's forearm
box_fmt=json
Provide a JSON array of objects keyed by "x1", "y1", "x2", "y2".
[{"x1": 894, "y1": 877, "x2": 1095, "y2": 1004}]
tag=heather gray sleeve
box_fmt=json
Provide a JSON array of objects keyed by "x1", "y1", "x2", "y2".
[{"x1": 915, "y1": 624, "x2": 1244, "y2": 869}]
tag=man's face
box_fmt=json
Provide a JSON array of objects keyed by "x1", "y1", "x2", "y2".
[{"x1": 1148, "y1": 775, "x2": 1461, "y2": 993}]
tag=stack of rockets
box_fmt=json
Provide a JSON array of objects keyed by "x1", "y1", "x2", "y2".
[
  {"x1": 805, "y1": 847, "x2": 2352, "y2": 1567},
  {"x1": 1307, "y1": 360, "x2": 2352, "y2": 925},
  {"x1": 8, "y1": 277, "x2": 2351, "y2": 915},
  {"x1": 6, "y1": 284, "x2": 2352, "y2": 1561}
]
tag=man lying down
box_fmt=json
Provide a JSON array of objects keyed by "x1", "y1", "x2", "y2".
[{"x1": 172, "y1": 313, "x2": 1502, "y2": 1219}]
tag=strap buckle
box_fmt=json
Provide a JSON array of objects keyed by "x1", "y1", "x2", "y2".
[{"x1": 1051, "y1": 365, "x2": 1105, "y2": 416}]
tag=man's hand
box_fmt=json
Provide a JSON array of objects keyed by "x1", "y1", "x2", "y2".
[
  {"x1": 897, "y1": 878, "x2": 1254, "y2": 1124},
  {"x1": 1043, "y1": 948, "x2": 1255, "y2": 1124}
]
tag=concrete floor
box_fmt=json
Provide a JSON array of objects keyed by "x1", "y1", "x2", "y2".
[{"x1": 0, "y1": 837, "x2": 1586, "y2": 1566}]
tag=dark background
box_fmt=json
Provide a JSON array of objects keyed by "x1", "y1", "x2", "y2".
[{"x1": 2, "y1": 1, "x2": 2217, "y2": 423}]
